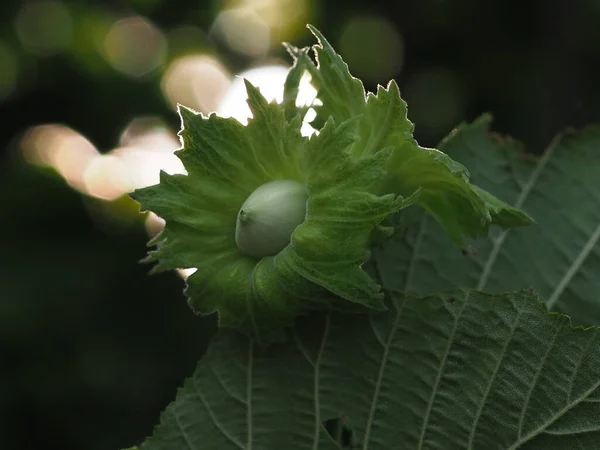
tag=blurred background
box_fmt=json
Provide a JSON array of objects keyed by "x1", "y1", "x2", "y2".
[{"x1": 1, "y1": 0, "x2": 599, "y2": 448}]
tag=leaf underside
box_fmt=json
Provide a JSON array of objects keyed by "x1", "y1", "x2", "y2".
[{"x1": 133, "y1": 289, "x2": 600, "y2": 450}]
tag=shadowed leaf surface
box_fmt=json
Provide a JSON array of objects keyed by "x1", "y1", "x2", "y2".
[
  {"x1": 375, "y1": 115, "x2": 600, "y2": 326},
  {"x1": 134, "y1": 289, "x2": 600, "y2": 450}
]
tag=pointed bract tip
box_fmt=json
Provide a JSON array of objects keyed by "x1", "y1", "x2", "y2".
[
  {"x1": 387, "y1": 79, "x2": 400, "y2": 93},
  {"x1": 243, "y1": 78, "x2": 270, "y2": 113},
  {"x1": 177, "y1": 104, "x2": 201, "y2": 130},
  {"x1": 282, "y1": 41, "x2": 294, "y2": 52},
  {"x1": 243, "y1": 78, "x2": 262, "y2": 99},
  {"x1": 306, "y1": 24, "x2": 332, "y2": 49},
  {"x1": 176, "y1": 104, "x2": 200, "y2": 117}
]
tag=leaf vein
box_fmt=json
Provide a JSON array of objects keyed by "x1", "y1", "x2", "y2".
[
  {"x1": 476, "y1": 140, "x2": 556, "y2": 290},
  {"x1": 567, "y1": 332, "x2": 598, "y2": 403},
  {"x1": 362, "y1": 296, "x2": 408, "y2": 450},
  {"x1": 292, "y1": 329, "x2": 316, "y2": 367},
  {"x1": 516, "y1": 324, "x2": 564, "y2": 440},
  {"x1": 312, "y1": 313, "x2": 332, "y2": 450},
  {"x1": 543, "y1": 425, "x2": 600, "y2": 436},
  {"x1": 546, "y1": 223, "x2": 600, "y2": 309},
  {"x1": 192, "y1": 377, "x2": 245, "y2": 449},
  {"x1": 417, "y1": 291, "x2": 471, "y2": 450},
  {"x1": 509, "y1": 367, "x2": 600, "y2": 447},
  {"x1": 466, "y1": 305, "x2": 525, "y2": 449},
  {"x1": 207, "y1": 363, "x2": 247, "y2": 406},
  {"x1": 172, "y1": 409, "x2": 195, "y2": 450}
]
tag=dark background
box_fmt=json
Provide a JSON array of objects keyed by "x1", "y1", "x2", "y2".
[{"x1": 1, "y1": 0, "x2": 599, "y2": 449}]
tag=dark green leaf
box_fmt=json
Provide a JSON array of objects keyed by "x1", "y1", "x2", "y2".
[
  {"x1": 135, "y1": 289, "x2": 600, "y2": 449},
  {"x1": 375, "y1": 115, "x2": 600, "y2": 326}
]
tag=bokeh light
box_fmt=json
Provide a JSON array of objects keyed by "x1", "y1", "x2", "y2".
[
  {"x1": 82, "y1": 155, "x2": 130, "y2": 201},
  {"x1": 0, "y1": 40, "x2": 18, "y2": 100},
  {"x1": 339, "y1": 15, "x2": 404, "y2": 83},
  {"x1": 177, "y1": 268, "x2": 197, "y2": 280},
  {"x1": 403, "y1": 67, "x2": 467, "y2": 139},
  {"x1": 218, "y1": 65, "x2": 289, "y2": 122},
  {"x1": 14, "y1": 0, "x2": 73, "y2": 56},
  {"x1": 103, "y1": 16, "x2": 167, "y2": 78},
  {"x1": 22, "y1": 118, "x2": 184, "y2": 202},
  {"x1": 217, "y1": 65, "x2": 318, "y2": 136},
  {"x1": 212, "y1": 7, "x2": 271, "y2": 57},
  {"x1": 144, "y1": 212, "x2": 166, "y2": 237},
  {"x1": 21, "y1": 125, "x2": 99, "y2": 192},
  {"x1": 112, "y1": 119, "x2": 186, "y2": 191},
  {"x1": 218, "y1": 0, "x2": 309, "y2": 42},
  {"x1": 211, "y1": 0, "x2": 310, "y2": 56},
  {"x1": 161, "y1": 55, "x2": 231, "y2": 113},
  {"x1": 82, "y1": 119, "x2": 184, "y2": 200},
  {"x1": 244, "y1": 0, "x2": 308, "y2": 30}
]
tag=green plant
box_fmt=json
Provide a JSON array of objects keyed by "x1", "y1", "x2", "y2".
[{"x1": 129, "y1": 26, "x2": 600, "y2": 449}]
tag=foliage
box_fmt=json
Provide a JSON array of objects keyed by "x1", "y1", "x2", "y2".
[
  {"x1": 133, "y1": 27, "x2": 531, "y2": 343},
  {"x1": 133, "y1": 290, "x2": 600, "y2": 450},
  {"x1": 129, "y1": 26, "x2": 600, "y2": 449},
  {"x1": 374, "y1": 115, "x2": 600, "y2": 327}
]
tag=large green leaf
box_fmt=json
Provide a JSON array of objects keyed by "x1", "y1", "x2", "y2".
[
  {"x1": 132, "y1": 289, "x2": 600, "y2": 450},
  {"x1": 375, "y1": 115, "x2": 600, "y2": 326}
]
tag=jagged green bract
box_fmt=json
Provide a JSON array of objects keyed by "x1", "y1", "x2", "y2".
[
  {"x1": 285, "y1": 25, "x2": 533, "y2": 246},
  {"x1": 132, "y1": 80, "x2": 417, "y2": 343}
]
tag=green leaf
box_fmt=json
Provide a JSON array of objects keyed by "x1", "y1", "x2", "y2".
[
  {"x1": 290, "y1": 26, "x2": 533, "y2": 247},
  {"x1": 374, "y1": 115, "x2": 600, "y2": 326},
  {"x1": 302, "y1": 25, "x2": 367, "y2": 127},
  {"x1": 133, "y1": 289, "x2": 600, "y2": 449}
]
